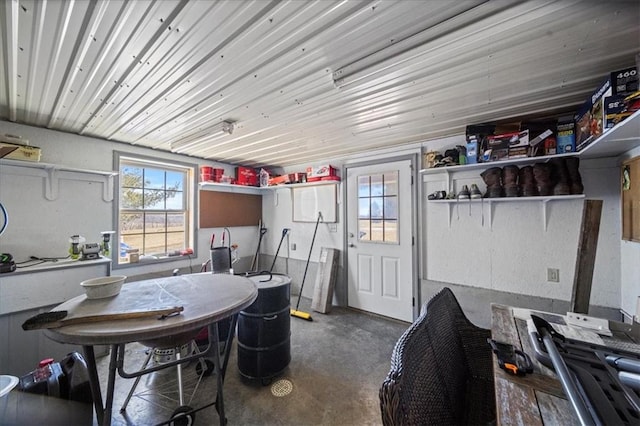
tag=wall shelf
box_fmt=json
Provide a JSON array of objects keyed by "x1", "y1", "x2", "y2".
[
  {"x1": 199, "y1": 179, "x2": 340, "y2": 194},
  {"x1": 199, "y1": 182, "x2": 263, "y2": 194},
  {"x1": 430, "y1": 194, "x2": 585, "y2": 230},
  {"x1": 0, "y1": 159, "x2": 118, "y2": 201},
  {"x1": 419, "y1": 109, "x2": 640, "y2": 175}
]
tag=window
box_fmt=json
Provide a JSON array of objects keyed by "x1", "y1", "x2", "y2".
[
  {"x1": 357, "y1": 171, "x2": 399, "y2": 243},
  {"x1": 115, "y1": 153, "x2": 195, "y2": 266}
]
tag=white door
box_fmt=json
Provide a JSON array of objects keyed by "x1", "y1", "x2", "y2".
[{"x1": 346, "y1": 159, "x2": 414, "y2": 322}]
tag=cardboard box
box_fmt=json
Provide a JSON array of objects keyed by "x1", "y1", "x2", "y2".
[
  {"x1": 604, "y1": 95, "x2": 627, "y2": 130},
  {"x1": 556, "y1": 118, "x2": 575, "y2": 153},
  {"x1": 575, "y1": 76, "x2": 613, "y2": 151},
  {"x1": 508, "y1": 146, "x2": 529, "y2": 159},
  {"x1": 0, "y1": 142, "x2": 41, "y2": 162},
  {"x1": 235, "y1": 166, "x2": 258, "y2": 186},
  {"x1": 306, "y1": 165, "x2": 337, "y2": 181},
  {"x1": 489, "y1": 148, "x2": 509, "y2": 162},
  {"x1": 487, "y1": 130, "x2": 529, "y2": 150},
  {"x1": 466, "y1": 140, "x2": 478, "y2": 164},
  {"x1": 611, "y1": 66, "x2": 638, "y2": 95}
]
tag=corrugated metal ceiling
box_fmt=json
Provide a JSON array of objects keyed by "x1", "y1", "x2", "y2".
[{"x1": 1, "y1": 0, "x2": 639, "y2": 167}]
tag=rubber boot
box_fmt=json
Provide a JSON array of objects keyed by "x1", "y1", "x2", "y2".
[
  {"x1": 502, "y1": 165, "x2": 519, "y2": 197},
  {"x1": 550, "y1": 158, "x2": 571, "y2": 196},
  {"x1": 533, "y1": 163, "x2": 554, "y2": 196},
  {"x1": 481, "y1": 167, "x2": 503, "y2": 198},
  {"x1": 519, "y1": 166, "x2": 538, "y2": 197},
  {"x1": 565, "y1": 156, "x2": 584, "y2": 194}
]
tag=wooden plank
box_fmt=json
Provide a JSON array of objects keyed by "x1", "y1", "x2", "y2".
[
  {"x1": 537, "y1": 391, "x2": 579, "y2": 425},
  {"x1": 495, "y1": 376, "x2": 543, "y2": 426},
  {"x1": 311, "y1": 248, "x2": 340, "y2": 313},
  {"x1": 622, "y1": 157, "x2": 640, "y2": 242},
  {"x1": 199, "y1": 190, "x2": 262, "y2": 228},
  {"x1": 570, "y1": 199, "x2": 603, "y2": 314}
]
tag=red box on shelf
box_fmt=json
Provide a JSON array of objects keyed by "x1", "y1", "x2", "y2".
[
  {"x1": 200, "y1": 166, "x2": 224, "y2": 182},
  {"x1": 235, "y1": 166, "x2": 258, "y2": 186},
  {"x1": 306, "y1": 165, "x2": 338, "y2": 182}
]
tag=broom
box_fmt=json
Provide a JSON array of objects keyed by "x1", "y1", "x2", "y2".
[{"x1": 291, "y1": 212, "x2": 322, "y2": 321}]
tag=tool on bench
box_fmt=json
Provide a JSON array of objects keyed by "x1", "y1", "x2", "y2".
[
  {"x1": 488, "y1": 338, "x2": 533, "y2": 376},
  {"x1": 22, "y1": 306, "x2": 184, "y2": 330}
]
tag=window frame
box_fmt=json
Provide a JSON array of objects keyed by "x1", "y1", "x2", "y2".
[{"x1": 113, "y1": 152, "x2": 198, "y2": 269}]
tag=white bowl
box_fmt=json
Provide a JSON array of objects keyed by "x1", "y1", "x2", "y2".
[
  {"x1": 0, "y1": 375, "x2": 19, "y2": 398},
  {"x1": 80, "y1": 275, "x2": 127, "y2": 299}
]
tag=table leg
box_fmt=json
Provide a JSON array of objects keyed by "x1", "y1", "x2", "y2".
[
  {"x1": 83, "y1": 345, "x2": 104, "y2": 423},
  {"x1": 210, "y1": 323, "x2": 226, "y2": 424},
  {"x1": 102, "y1": 344, "x2": 119, "y2": 425}
]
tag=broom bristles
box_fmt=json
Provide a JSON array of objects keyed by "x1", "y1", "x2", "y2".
[{"x1": 290, "y1": 309, "x2": 313, "y2": 321}]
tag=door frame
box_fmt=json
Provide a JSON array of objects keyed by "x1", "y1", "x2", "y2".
[{"x1": 341, "y1": 154, "x2": 420, "y2": 322}]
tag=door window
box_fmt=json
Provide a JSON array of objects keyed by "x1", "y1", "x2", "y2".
[{"x1": 357, "y1": 171, "x2": 399, "y2": 243}]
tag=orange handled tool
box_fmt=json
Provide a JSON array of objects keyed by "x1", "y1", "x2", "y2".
[{"x1": 488, "y1": 338, "x2": 533, "y2": 376}]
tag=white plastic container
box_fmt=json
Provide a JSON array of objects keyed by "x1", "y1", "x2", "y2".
[{"x1": 80, "y1": 275, "x2": 127, "y2": 299}]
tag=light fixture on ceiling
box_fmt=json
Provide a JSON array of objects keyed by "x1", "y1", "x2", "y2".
[{"x1": 170, "y1": 120, "x2": 235, "y2": 152}]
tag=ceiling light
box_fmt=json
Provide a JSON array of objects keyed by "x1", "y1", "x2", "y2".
[{"x1": 170, "y1": 120, "x2": 235, "y2": 152}]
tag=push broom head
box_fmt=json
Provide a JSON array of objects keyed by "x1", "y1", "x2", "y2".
[{"x1": 290, "y1": 309, "x2": 313, "y2": 321}]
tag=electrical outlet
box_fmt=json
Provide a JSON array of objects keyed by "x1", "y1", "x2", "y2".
[
  {"x1": 547, "y1": 268, "x2": 560, "y2": 283},
  {"x1": 290, "y1": 243, "x2": 296, "y2": 251}
]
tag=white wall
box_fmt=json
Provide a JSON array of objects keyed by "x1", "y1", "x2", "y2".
[
  {"x1": 0, "y1": 121, "x2": 257, "y2": 277},
  {"x1": 423, "y1": 155, "x2": 621, "y2": 309},
  {"x1": 2, "y1": 120, "x2": 635, "y2": 314}
]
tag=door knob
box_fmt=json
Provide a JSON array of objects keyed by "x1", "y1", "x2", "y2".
[{"x1": 349, "y1": 243, "x2": 355, "y2": 248}]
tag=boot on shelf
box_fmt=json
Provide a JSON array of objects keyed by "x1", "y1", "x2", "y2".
[
  {"x1": 533, "y1": 163, "x2": 554, "y2": 196},
  {"x1": 502, "y1": 165, "x2": 520, "y2": 197},
  {"x1": 519, "y1": 165, "x2": 538, "y2": 197},
  {"x1": 565, "y1": 156, "x2": 584, "y2": 194},
  {"x1": 549, "y1": 157, "x2": 571, "y2": 196},
  {"x1": 481, "y1": 167, "x2": 503, "y2": 198}
]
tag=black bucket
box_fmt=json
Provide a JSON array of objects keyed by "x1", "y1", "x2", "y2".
[
  {"x1": 237, "y1": 273, "x2": 291, "y2": 381},
  {"x1": 210, "y1": 247, "x2": 231, "y2": 273}
]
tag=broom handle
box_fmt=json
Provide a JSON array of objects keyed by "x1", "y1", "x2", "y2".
[{"x1": 296, "y1": 212, "x2": 322, "y2": 310}]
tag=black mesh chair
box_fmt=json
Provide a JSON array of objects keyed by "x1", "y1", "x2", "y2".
[{"x1": 379, "y1": 287, "x2": 496, "y2": 425}]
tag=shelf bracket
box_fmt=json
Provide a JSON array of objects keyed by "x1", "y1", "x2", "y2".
[
  {"x1": 45, "y1": 167, "x2": 59, "y2": 201},
  {"x1": 542, "y1": 199, "x2": 550, "y2": 231}
]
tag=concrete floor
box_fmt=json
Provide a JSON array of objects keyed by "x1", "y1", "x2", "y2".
[{"x1": 93, "y1": 297, "x2": 409, "y2": 425}]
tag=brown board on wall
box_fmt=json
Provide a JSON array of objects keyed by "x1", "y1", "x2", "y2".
[
  {"x1": 199, "y1": 190, "x2": 262, "y2": 228},
  {"x1": 622, "y1": 156, "x2": 640, "y2": 242}
]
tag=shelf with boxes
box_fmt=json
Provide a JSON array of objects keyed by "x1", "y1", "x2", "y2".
[
  {"x1": 0, "y1": 158, "x2": 118, "y2": 201},
  {"x1": 419, "y1": 108, "x2": 640, "y2": 176}
]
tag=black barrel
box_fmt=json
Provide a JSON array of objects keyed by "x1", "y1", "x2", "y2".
[{"x1": 237, "y1": 273, "x2": 291, "y2": 381}]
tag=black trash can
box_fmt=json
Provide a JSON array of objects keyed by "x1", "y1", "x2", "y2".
[{"x1": 237, "y1": 273, "x2": 291, "y2": 382}]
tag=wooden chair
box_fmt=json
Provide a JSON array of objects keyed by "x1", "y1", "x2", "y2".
[{"x1": 379, "y1": 287, "x2": 496, "y2": 425}]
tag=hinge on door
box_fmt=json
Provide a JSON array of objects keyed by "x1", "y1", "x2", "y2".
[
  {"x1": 412, "y1": 297, "x2": 415, "y2": 307},
  {"x1": 411, "y1": 175, "x2": 413, "y2": 185},
  {"x1": 412, "y1": 236, "x2": 415, "y2": 246}
]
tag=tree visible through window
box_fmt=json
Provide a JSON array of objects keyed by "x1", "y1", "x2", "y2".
[
  {"x1": 357, "y1": 171, "x2": 399, "y2": 243},
  {"x1": 117, "y1": 156, "x2": 192, "y2": 264}
]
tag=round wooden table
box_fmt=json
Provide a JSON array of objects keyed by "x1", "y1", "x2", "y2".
[{"x1": 44, "y1": 273, "x2": 258, "y2": 426}]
